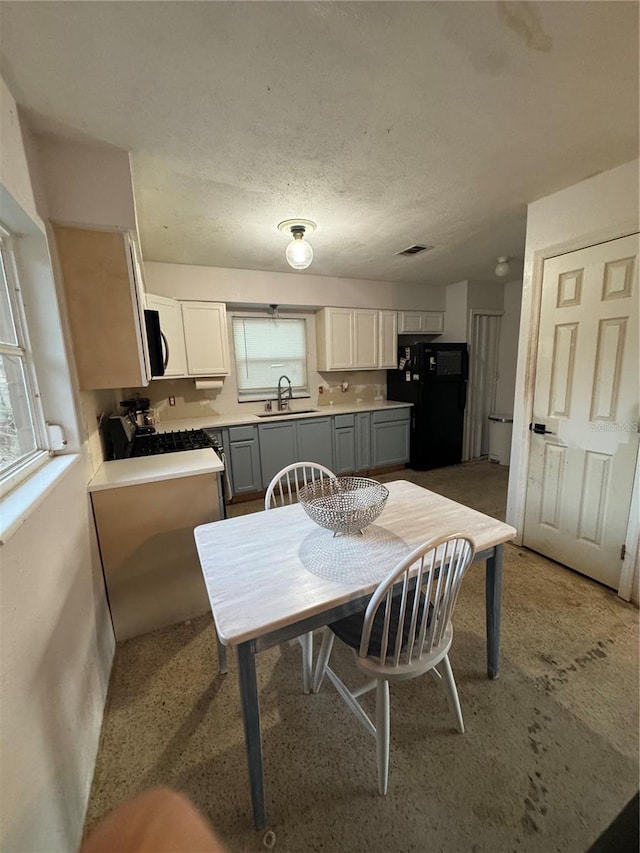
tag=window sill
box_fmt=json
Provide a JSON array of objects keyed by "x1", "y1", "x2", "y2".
[{"x1": 0, "y1": 454, "x2": 81, "y2": 545}]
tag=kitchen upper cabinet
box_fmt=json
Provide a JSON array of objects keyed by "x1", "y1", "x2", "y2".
[
  {"x1": 378, "y1": 310, "x2": 398, "y2": 368},
  {"x1": 145, "y1": 293, "x2": 187, "y2": 377},
  {"x1": 54, "y1": 225, "x2": 150, "y2": 389},
  {"x1": 398, "y1": 311, "x2": 444, "y2": 334},
  {"x1": 317, "y1": 307, "x2": 354, "y2": 370},
  {"x1": 353, "y1": 310, "x2": 379, "y2": 368},
  {"x1": 181, "y1": 301, "x2": 230, "y2": 376},
  {"x1": 317, "y1": 308, "x2": 395, "y2": 371}
]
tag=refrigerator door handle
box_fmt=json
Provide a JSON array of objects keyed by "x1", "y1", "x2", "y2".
[{"x1": 459, "y1": 382, "x2": 467, "y2": 410}]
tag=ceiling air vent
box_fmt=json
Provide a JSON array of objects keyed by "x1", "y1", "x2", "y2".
[{"x1": 395, "y1": 244, "x2": 432, "y2": 257}]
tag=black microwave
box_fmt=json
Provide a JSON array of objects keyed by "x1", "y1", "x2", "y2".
[{"x1": 144, "y1": 309, "x2": 166, "y2": 378}]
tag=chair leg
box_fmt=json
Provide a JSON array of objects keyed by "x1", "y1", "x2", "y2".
[
  {"x1": 312, "y1": 629, "x2": 335, "y2": 693},
  {"x1": 376, "y1": 679, "x2": 390, "y2": 795},
  {"x1": 439, "y1": 654, "x2": 464, "y2": 734},
  {"x1": 299, "y1": 631, "x2": 313, "y2": 694}
]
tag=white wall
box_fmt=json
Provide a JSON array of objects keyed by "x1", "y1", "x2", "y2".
[
  {"x1": 144, "y1": 260, "x2": 447, "y2": 312},
  {"x1": 438, "y1": 280, "x2": 468, "y2": 342},
  {"x1": 506, "y1": 160, "x2": 640, "y2": 591},
  {"x1": 0, "y1": 78, "x2": 115, "y2": 852},
  {"x1": 494, "y1": 279, "x2": 523, "y2": 415}
]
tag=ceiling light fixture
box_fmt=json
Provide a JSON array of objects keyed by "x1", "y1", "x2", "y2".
[
  {"x1": 278, "y1": 219, "x2": 316, "y2": 270},
  {"x1": 494, "y1": 256, "x2": 510, "y2": 277}
]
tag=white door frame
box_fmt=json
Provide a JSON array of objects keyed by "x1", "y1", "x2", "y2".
[
  {"x1": 463, "y1": 309, "x2": 503, "y2": 461},
  {"x1": 506, "y1": 221, "x2": 640, "y2": 601}
]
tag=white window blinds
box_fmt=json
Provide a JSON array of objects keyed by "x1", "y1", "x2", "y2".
[{"x1": 232, "y1": 317, "x2": 308, "y2": 395}]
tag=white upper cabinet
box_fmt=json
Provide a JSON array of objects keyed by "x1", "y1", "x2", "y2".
[
  {"x1": 145, "y1": 296, "x2": 230, "y2": 378},
  {"x1": 378, "y1": 310, "x2": 398, "y2": 368},
  {"x1": 181, "y1": 301, "x2": 230, "y2": 376},
  {"x1": 353, "y1": 309, "x2": 379, "y2": 368},
  {"x1": 398, "y1": 310, "x2": 444, "y2": 334},
  {"x1": 146, "y1": 293, "x2": 187, "y2": 377},
  {"x1": 316, "y1": 308, "x2": 394, "y2": 371}
]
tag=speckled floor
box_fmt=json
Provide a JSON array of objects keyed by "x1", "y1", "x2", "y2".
[{"x1": 84, "y1": 462, "x2": 639, "y2": 852}]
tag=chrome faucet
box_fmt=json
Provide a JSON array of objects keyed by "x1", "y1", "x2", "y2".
[{"x1": 277, "y1": 375, "x2": 293, "y2": 411}]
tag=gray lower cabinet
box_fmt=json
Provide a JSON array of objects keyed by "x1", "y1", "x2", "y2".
[
  {"x1": 258, "y1": 421, "x2": 298, "y2": 488},
  {"x1": 296, "y1": 417, "x2": 334, "y2": 469},
  {"x1": 356, "y1": 412, "x2": 371, "y2": 471},
  {"x1": 334, "y1": 414, "x2": 356, "y2": 474},
  {"x1": 371, "y1": 409, "x2": 410, "y2": 467},
  {"x1": 259, "y1": 416, "x2": 333, "y2": 487},
  {"x1": 227, "y1": 425, "x2": 262, "y2": 495}
]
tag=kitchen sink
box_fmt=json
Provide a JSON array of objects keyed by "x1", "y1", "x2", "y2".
[{"x1": 256, "y1": 409, "x2": 319, "y2": 418}]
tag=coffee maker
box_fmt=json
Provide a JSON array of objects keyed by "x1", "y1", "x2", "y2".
[{"x1": 120, "y1": 397, "x2": 154, "y2": 430}]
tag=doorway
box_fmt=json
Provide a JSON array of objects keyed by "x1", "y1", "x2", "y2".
[{"x1": 465, "y1": 311, "x2": 502, "y2": 460}]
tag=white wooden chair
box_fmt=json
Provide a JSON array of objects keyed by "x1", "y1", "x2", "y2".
[
  {"x1": 264, "y1": 461, "x2": 335, "y2": 511},
  {"x1": 312, "y1": 532, "x2": 475, "y2": 794},
  {"x1": 264, "y1": 462, "x2": 337, "y2": 693}
]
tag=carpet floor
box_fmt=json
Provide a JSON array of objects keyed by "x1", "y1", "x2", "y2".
[{"x1": 84, "y1": 462, "x2": 639, "y2": 852}]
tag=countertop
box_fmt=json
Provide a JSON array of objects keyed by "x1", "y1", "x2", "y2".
[
  {"x1": 88, "y1": 400, "x2": 410, "y2": 492},
  {"x1": 88, "y1": 448, "x2": 224, "y2": 492},
  {"x1": 154, "y1": 399, "x2": 412, "y2": 434}
]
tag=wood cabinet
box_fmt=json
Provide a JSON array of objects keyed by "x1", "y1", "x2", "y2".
[
  {"x1": 316, "y1": 308, "x2": 396, "y2": 371},
  {"x1": 181, "y1": 301, "x2": 230, "y2": 376},
  {"x1": 226, "y1": 425, "x2": 262, "y2": 495},
  {"x1": 145, "y1": 295, "x2": 230, "y2": 378},
  {"x1": 90, "y1": 472, "x2": 223, "y2": 641},
  {"x1": 371, "y1": 408, "x2": 410, "y2": 467},
  {"x1": 54, "y1": 225, "x2": 150, "y2": 389},
  {"x1": 145, "y1": 293, "x2": 187, "y2": 377},
  {"x1": 398, "y1": 311, "x2": 444, "y2": 334}
]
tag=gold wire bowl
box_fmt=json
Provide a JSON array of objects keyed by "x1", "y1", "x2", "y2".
[{"x1": 298, "y1": 476, "x2": 389, "y2": 536}]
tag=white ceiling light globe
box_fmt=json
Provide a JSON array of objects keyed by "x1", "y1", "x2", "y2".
[
  {"x1": 495, "y1": 256, "x2": 510, "y2": 277},
  {"x1": 286, "y1": 235, "x2": 313, "y2": 270}
]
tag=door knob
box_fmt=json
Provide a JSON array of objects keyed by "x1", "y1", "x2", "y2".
[{"x1": 529, "y1": 422, "x2": 555, "y2": 435}]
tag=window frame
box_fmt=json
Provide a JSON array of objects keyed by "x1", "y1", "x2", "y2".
[
  {"x1": 231, "y1": 314, "x2": 310, "y2": 403},
  {"x1": 0, "y1": 228, "x2": 49, "y2": 498}
]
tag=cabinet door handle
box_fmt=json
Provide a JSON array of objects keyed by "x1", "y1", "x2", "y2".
[{"x1": 160, "y1": 330, "x2": 170, "y2": 370}]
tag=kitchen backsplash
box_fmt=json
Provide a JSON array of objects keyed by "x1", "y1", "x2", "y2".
[{"x1": 122, "y1": 370, "x2": 387, "y2": 424}]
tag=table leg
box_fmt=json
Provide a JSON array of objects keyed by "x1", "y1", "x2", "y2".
[
  {"x1": 236, "y1": 642, "x2": 266, "y2": 830},
  {"x1": 216, "y1": 635, "x2": 228, "y2": 674},
  {"x1": 485, "y1": 543, "x2": 503, "y2": 679}
]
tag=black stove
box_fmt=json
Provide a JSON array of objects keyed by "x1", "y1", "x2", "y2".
[
  {"x1": 130, "y1": 428, "x2": 214, "y2": 456},
  {"x1": 104, "y1": 413, "x2": 218, "y2": 459}
]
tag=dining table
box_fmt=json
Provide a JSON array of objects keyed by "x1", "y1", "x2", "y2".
[{"x1": 194, "y1": 479, "x2": 517, "y2": 830}]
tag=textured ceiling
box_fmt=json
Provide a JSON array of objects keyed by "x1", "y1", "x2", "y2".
[{"x1": 1, "y1": 2, "x2": 638, "y2": 286}]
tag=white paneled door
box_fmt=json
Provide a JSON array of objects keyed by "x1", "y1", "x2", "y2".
[{"x1": 523, "y1": 234, "x2": 639, "y2": 589}]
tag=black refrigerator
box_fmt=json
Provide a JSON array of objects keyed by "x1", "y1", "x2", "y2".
[{"x1": 387, "y1": 342, "x2": 468, "y2": 470}]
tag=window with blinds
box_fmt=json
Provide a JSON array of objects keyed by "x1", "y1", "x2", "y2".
[{"x1": 232, "y1": 317, "x2": 308, "y2": 399}]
